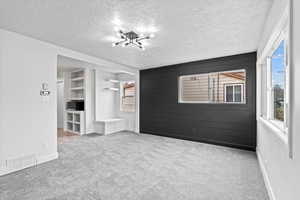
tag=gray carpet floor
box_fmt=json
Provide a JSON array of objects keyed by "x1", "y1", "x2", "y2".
[{"x1": 0, "y1": 132, "x2": 269, "y2": 200}]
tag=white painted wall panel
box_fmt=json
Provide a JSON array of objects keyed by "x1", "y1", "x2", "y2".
[
  {"x1": 95, "y1": 70, "x2": 117, "y2": 120},
  {"x1": 258, "y1": 0, "x2": 289, "y2": 56},
  {"x1": 57, "y1": 82, "x2": 64, "y2": 128},
  {"x1": 257, "y1": 1, "x2": 300, "y2": 200},
  {"x1": 0, "y1": 29, "x2": 58, "y2": 175}
]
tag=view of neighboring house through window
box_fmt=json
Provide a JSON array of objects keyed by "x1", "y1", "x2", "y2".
[
  {"x1": 179, "y1": 69, "x2": 246, "y2": 104},
  {"x1": 224, "y1": 84, "x2": 244, "y2": 103},
  {"x1": 120, "y1": 81, "x2": 135, "y2": 112},
  {"x1": 271, "y1": 41, "x2": 285, "y2": 122}
]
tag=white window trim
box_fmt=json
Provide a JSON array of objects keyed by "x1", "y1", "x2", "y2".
[
  {"x1": 265, "y1": 28, "x2": 289, "y2": 134},
  {"x1": 178, "y1": 69, "x2": 246, "y2": 104},
  {"x1": 257, "y1": 8, "x2": 290, "y2": 146},
  {"x1": 259, "y1": 117, "x2": 288, "y2": 145},
  {"x1": 224, "y1": 83, "x2": 244, "y2": 103}
]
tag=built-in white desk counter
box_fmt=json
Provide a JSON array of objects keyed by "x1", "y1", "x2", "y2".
[{"x1": 94, "y1": 118, "x2": 125, "y2": 135}]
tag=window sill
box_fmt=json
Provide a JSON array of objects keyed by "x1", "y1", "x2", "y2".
[
  {"x1": 120, "y1": 110, "x2": 136, "y2": 113},
  {"x1": 259, "y1": 117, "x2": 288, "y2": 145},
  {"x1": 178, "y1": 100, "x2": 246, "y2": 105}
]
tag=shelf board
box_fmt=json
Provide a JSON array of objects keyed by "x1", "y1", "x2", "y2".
[
  {"x1": 71, "y1": 77, "x2": 84, "y2": 81},
  {"x1": 74, "y1": 121, "x2": 81, "y2": 124},
  {"x1": 71, "y1": 69, "x2": 85, "y2": 73},
  {"x1": 107, "y1": 79, "x2": 120, "y2": 83},
  {"x1": 66, "y1": 110, "x2": 85, "y2": 113},
  {"x1": 69, "y1": 98, "x2": 84, "y2": 100},
  {"x1": 104, "y1": 87, "x2": 119, "y2": 91},
  {"x1": 70, "y1": 87, "x2": 84, "y2": 90}
]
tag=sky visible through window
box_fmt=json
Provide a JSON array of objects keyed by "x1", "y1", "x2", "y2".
[
  {"x1": 271, "y1": 41, "x2": 285, "y2": 88},
  {"x1": 271, "y1": 40, "x2": 285, "y2": 121}
]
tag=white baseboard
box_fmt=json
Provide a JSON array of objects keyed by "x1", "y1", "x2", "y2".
[
  {"x1": 85, "y1": 130, "x2": 95, "y2": 135},
  {"x1": 257, "y1": 150, "x2": 276, "y2": 200},
  {"x1": 0, "y1": 152, "x2": 58, "y2": 177},
  {"x1": 36, "y1": 152, "x2": 58, "y2": 165}
]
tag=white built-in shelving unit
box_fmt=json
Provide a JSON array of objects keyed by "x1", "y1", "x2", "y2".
[
  {"x1": 65, "y1": 111, "x2": 85, "y2": 135},
  {"x1": 64, "y1": 69, "x2": 86, "y2": 135},
  {"x1": 104, "y1": 79, "x2": 119, "y2": 92},
  {"x1": 69, "y1": 70, "x2": 85, "y2": 100}
]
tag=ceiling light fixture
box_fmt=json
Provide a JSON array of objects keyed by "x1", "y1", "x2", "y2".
[{"x1": 112, "y1": 29, "x2": 154, "y2": 50}]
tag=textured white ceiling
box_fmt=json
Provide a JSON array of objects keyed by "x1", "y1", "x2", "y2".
[{"x1": 0, "y1": 0, "x2": 272, "y2": 69}]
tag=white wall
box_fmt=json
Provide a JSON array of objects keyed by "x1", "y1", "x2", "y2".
[
  {"x1": 57, "y1": 82, "x2": 64, "y2": 129},
  {"x1": 258, "y1": 0, "x2": 289, "y2": 57},
  {"x1": 257, "y1": 1, "x2": 300, "y2": 200},
  {"x1": 0, "y1": 28, "x2": 138, "y2": 176},
  {"x1": 85, "y1": 69, "x2": 95, "y2": 134},
  {"x1": 95, "y1": 70, "x2": 118, "y2": 120},
  {"x1": 0, "y1": 29, "x2": 58, "y2": 175}
]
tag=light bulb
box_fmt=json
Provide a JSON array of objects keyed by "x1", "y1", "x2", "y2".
[
  {"x1": 112, "y1": 18, "x2": 122, "y2": 27},
  {"x1": 114, "y1": 27, "x2": 119, "y2": 32},
  {"x1": 149, "y1": 33, "x2": 155, "y2": 38}
]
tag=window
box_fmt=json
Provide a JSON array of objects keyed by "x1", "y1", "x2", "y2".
[
  {"x1": 260, "y1": 24, "x2": 289, "y2": 133},
  {"x1": 179, "y1": 69, "x2": 246, "y2": 104},
  {"x1": 179, "y1": 73, "x2": 210, "y2": 103},
  {"x1": 224, "y1": 84, "x2": 244, "y2": 103},
  {"x1": 120, "y1": 81, "x2": 135, "y2": 112},
  {"x1": 265, "y1": 38, "x2": 288, "y2": 130}
]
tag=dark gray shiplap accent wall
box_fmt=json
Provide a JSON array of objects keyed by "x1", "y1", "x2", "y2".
[{"x1": 140, "y1": 52, "x2": 257, "y2": 151}]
